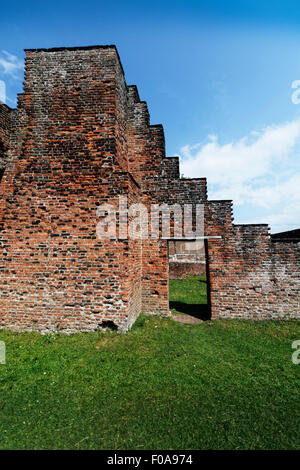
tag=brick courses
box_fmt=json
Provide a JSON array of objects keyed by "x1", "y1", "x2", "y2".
[{"x1": 0, "y1": 45, "x2": 298, "y2": 332}]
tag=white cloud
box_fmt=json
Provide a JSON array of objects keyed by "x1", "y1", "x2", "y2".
[
  {"x1": 180, "y1": 120, "x2": 300, "y2": 232},
  {"x1": 0, "y1": 79, "x2": 5, "y2": 103},
  {"x1": 254, "y1": 201, "x2": 300, "y2": 234},
  {"x1": 0, "y1": 50, "x2": 23, "y2": 79}
]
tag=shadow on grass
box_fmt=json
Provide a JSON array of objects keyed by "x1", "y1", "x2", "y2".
[{"x1": 169, "y1": 302, "x2": 211, "y2": 321}]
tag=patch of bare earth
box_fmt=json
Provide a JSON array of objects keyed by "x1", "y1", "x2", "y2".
[{"x1": 172, "y1": 314, "x2": 203, "y2": 324}]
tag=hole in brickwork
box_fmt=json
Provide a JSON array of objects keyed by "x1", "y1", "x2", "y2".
[{"x1": 98, "y1": 320, "x2": 118, "y2": 331}]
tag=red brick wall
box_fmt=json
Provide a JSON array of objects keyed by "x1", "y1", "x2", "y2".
[
  {"x1": 0, "y1": 45, "x2": 298, "y2": 334},
  {"x1": 0, "y1": 47, "x2": 143, "y2": 332},
  {"x1": 0, "y1": 103, "x2": 12, "y2": 171},
  {"x1": 206, "y1": 201, "x2": 300, "y2": 319}
]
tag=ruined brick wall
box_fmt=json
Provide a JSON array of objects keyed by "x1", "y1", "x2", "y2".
[
  {"x1": 268, "y1": 239, "x2": 300, "y2": 318},
  {"x1": 205, "y1": 201, "x2": 300, "y2": 319},
  {"x1": 0, "y1": 47, "x2": 214, "y2": 327},
  {"x1": 0, "y1": 46, "x2": 143, "y2": 332},
  {"x1": 124, "y1": 84, "x2": 172, "y2": 316},
  {"x1": 0, "y1": 44, "x2": 298, "y2": 333},
  {"x1": 127, "y1": 85, "x2": 165, "y2": 184}
]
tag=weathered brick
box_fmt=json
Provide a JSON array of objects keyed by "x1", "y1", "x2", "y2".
[{"x1": 0, "y1": 45, "x2": 298, "y2": 333}]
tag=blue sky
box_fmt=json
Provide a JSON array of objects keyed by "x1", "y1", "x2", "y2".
[{"x1": 1, "y1": 0, "x2": 300, "y2": 233}]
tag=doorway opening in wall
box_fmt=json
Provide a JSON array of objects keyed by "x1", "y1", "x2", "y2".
[{"x1": 168, "y1": 239, "x2": 211, "y2": 321}]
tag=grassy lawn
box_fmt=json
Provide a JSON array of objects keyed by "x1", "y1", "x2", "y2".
[
  {"x1": 169, "y1": 274, "x2": 209, "y2": 319},
  {"x1": 0, "y1": 276, "x2": 299, "y2": 449}
]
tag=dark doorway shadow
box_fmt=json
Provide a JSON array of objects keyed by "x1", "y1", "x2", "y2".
[{"x1": 169, "y1": 302, "x2": 211, "y2": 321}]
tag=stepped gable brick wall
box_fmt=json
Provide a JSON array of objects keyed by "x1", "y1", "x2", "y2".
[
  {"x1": 127, "y1": 85, "x2": 165, "y2": 183},
  {"x1": 0, "y1": 44, "x2": 298, "y2": 333},
  {"x1": 125, "y1": 83, "x2": 197, "y2": 316},
  {"x1": 205, "y1": 200, "x2": 300, "y2": 319},
  {"x1": 0, "y1": 46, "x2": 143, "y2": 332},
  {"x1": 268, "y1": 239, "x2": 300, "y2": 318}
]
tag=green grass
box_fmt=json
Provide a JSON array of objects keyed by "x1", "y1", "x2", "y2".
[
  {"x1": 0, "y1": 277, "x2": 299, "y2": 449},
  {"x1": 169, "y1": 274, "x2": 209, "y2": 319}
]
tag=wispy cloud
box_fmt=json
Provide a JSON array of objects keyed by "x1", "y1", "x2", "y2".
[
  {"x1": 180, "y1": 120, "x2": 300, "y2": 232},
  {"x1": 0, "y1": 79, "x2": 5, "y2": 103},
  {"x1": 0, "y1": 50, "x2": 23, "y2": 79}
]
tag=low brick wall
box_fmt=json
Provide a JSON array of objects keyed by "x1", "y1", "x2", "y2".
[{"x1": 169, "y1": 262, "x2": 206, "y2": 279}]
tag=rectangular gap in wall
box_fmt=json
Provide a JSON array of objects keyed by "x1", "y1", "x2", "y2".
[{"x1": 168, "y1": 239, "x2": 211, "y2": 320}]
